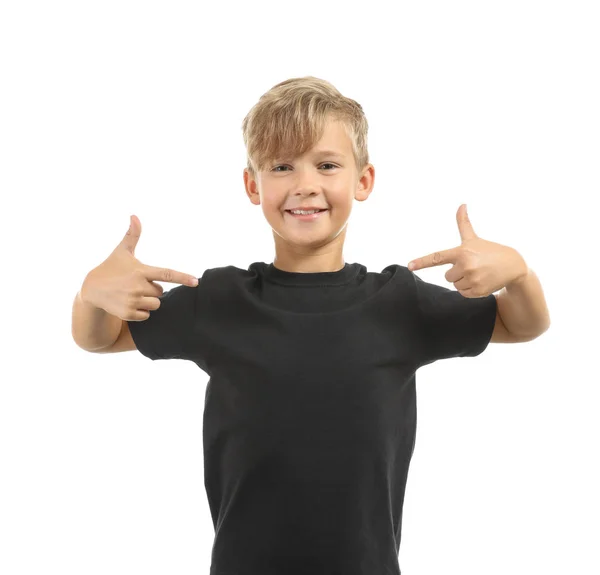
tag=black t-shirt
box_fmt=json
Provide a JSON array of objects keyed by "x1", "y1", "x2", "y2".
[{"x1": 127, "y1": 261, "x2": 497, "y2": 575}]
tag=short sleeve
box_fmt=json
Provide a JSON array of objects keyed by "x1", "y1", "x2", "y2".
[
  {"x1": 127, "y1": 281, "x2": 198, "y2": 361},
  {"x1": 412, "y1": 272, "x2": 497, "y2": 365}
]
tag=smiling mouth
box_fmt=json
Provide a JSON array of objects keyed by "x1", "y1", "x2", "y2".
[
  {"x1": 285, "y1": 209, "x2": 329, "y2": 215},
  {"x1": 285, "y1": 209, "x2": 328, "y2": 213}
]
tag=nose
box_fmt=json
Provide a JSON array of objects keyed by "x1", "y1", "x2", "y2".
[{"x1": 292, "y1": 179, "x2": 321, "y2": 197}]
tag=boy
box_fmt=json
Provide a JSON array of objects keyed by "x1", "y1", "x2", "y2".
[{"x1": 72, "y1": 76, "x2": 550, "y2": 574}]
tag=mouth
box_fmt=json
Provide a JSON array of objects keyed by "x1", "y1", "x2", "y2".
[{"x1": 285, "y1": 209, "x2": 329, "y2": 221}]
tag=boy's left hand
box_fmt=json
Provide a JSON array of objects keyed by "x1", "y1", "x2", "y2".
[{"x1": 407, "y1": 204, "x2": 529, "y2": 298}]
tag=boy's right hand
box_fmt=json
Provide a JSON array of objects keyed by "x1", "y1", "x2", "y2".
[{"x1": 80, "y1": 215, "x2": 199, "y2": 322}]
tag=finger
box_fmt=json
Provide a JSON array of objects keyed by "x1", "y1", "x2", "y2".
[
  {"x1": 408, "y1": 247, "x2": 460, "y2": 271},
  {"x1": 456, "y1": 204, "x2": 477, "y2": 242},
  {"x1": 144, "y1": 265, "x2": 198, "y2": 287},
  {"x1": 121, "y1": 215, "x2": 142, "y2": 254},
  {"x1": 129, "y1": 310, "x2": 151, "y2": 321},
  {"x1": 137, "y1": 296, "x2": 162, "y2": 311},
  {"x1": 147, "y1": 280, "x2": 164, "y2": 296}
]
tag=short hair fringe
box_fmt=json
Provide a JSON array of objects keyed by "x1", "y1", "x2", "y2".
[{"x1": 242, "y1": 76, "x2": 369, "y2": 175}]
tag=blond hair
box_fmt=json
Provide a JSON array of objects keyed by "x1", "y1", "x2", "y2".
[{"x1": 242, "y1": 76, "x2": 369, "y2": 176}]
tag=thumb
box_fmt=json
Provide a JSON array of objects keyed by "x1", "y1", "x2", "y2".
[{"x1": 120, "y1": 214, "x2": 142, "y2": 254}]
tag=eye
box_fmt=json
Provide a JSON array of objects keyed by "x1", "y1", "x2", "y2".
[{"x1": 271, "y1": 163, "x2": 338, "y2": 172}]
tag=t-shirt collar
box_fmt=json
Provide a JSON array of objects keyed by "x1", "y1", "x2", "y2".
[{"x1": 262, "y1": 261, "x2": 358, "y2": 287}]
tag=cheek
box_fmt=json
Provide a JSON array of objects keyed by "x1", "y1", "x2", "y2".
[
  {"x1": 265, "y1": 201, "x2": 286, "y2": 217},
  {"x1": 260, "y1": 197, "x2": 280, "y2": 210}
]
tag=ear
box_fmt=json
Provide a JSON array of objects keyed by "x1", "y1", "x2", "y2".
[
  {"x1": 243, "y1": 168, "x2": 261, "y2": 206},
  {"x1": 355, "y1": 164, "x2": 375, "y2": 202}
]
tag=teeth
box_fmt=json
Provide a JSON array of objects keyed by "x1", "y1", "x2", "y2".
[{"x1": 290, "y1": 209, "x2": 321, "y2": 215}]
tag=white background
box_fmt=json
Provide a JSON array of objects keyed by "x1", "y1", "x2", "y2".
[{"x1": 1, "y1": 1, "x2": 598, "y2": 573}]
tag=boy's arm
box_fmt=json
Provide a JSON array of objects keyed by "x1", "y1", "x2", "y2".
[
  {"x1": 91, "y1": 317, "x2": 137, "y2": 354},
  {"x1": 490, "y1": 302, "x2": 534, "y2": 343},
  {"x1": 493, "y1": 268, "x2": 551, "y2": 343},
  {"x1": 72, "y1": 288, "x2": 123, "y2": 352}
]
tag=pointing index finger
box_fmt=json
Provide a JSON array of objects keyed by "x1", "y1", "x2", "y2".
[
  {"x1": 408, "y1": 247, "x2": 460, "y2": 271},
  {"x1": 144, "y1": 265, "x2": 198, "y2": 287}
]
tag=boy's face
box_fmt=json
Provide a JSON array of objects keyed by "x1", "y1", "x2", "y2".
[{"x1": 243, "y1": 117, "x2": 375, "y2": 263}]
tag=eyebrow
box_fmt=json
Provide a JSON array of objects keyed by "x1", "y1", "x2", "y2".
[
  {"x1": 272, "y1": 150, "x2": 346, "y2": 163},
  {"x1": 311, "y1": 150, "x2": 346, "y2": 158}
]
